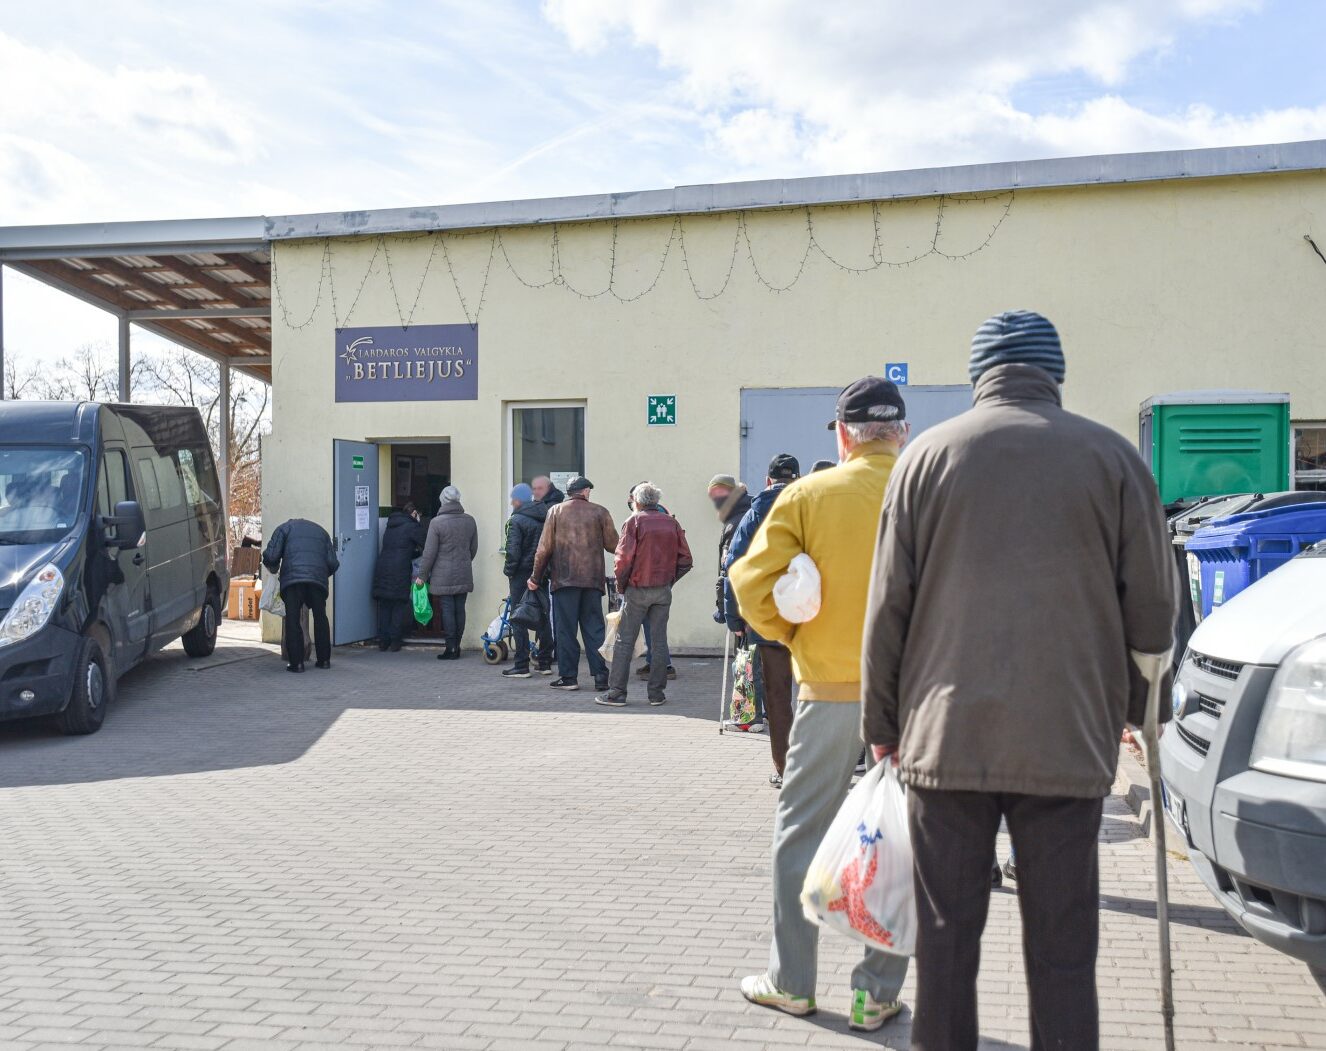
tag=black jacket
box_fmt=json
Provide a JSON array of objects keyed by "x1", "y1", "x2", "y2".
[
  {"x1": 372, "y1": 510, "x2": 426, "y2": 601},
  {"x1": 541, "y1": 484, "x2": 565, "y2": 507},
  {"x1": 263, "y1": 518, "x2": 339, "y2": 593},
  {"x1": 504, "y1": 500, "x2": 547, "y2": 579},
  {"x1": 714, "y1": 489, "x2": 753, "y2": 617}
]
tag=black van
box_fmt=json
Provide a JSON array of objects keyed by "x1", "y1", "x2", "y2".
[{"x1": 0, "y1": 402, "x2": 229, "y2": 734}]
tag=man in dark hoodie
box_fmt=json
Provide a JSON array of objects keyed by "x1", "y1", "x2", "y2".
[
  {"x1": 503, "y1": 483, "x2": 552, "y2": 677},
  {"x1": 371, "y1": 501, "x2": 426, "y2": 651},
  {"x1": 724, "y1": 454, "x2": 801, "y2": 786},
  {"x1": 707, "y1": 474, "x2": 752, "y2": 624},
  {"x1": 532, "y1": 475, "x2": 564, "y2": 507}
]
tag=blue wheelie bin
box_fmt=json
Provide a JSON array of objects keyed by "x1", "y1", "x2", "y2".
[{"x1": 1186, "y1": 501, "x2": 1326, "y2": 618}]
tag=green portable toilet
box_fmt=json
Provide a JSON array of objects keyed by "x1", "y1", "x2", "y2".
[{"x1": 1139, "y1": 391, "x2": 1290, "y2": 506}]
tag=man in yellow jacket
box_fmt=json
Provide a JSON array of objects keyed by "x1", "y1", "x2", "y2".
[{"x1": 729, "y1": 376, "x2": 911, "y2": 1032}]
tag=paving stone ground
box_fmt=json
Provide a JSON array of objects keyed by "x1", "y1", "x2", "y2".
[{"x1": 1, "y1": 625, "x2": 1323, "y2": 1051}]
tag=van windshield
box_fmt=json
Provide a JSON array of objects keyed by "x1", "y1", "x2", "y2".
[{"x1": 0, "y1": 447, "x2": 87, "y2": 544}]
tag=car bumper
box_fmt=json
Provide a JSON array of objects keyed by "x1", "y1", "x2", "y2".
[{"x1": 0, "y1": 624, "x2": 79, "y2": 722}]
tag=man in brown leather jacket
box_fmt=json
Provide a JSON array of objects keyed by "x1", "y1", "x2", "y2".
[{"x1": 529, "y1": 477, "x2": 619, "y2": 691}]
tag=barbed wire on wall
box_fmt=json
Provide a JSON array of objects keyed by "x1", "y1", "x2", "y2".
[{"x1": 271, "y1": 191, "x2": 1015, "y2": 331}]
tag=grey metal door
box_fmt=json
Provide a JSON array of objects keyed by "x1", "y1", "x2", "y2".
[
  {"x1": 332, "y1": 440, "x2": 379, "y2": 645},
  {"x1": 739, "y1": 385, "x2": 972, "y2": 493}
]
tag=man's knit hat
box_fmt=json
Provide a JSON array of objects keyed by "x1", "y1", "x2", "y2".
[
  {"x1": 707, "y1": 473, "x2": 738, "y2": 491},
  {"x1": 510, "y1": 483, "x2": 532, "y2": 503},
  {"x1": 969, "y1": 310, "x2": 1065, "y2": 383}
]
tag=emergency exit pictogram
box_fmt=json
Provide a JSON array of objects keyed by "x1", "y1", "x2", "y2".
[{"x1": 648, "y1": 395, "x2": 677, "y2": 426}]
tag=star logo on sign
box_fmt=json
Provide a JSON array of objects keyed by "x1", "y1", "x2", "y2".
[{"x1": 341, "y1": 336, "x2": 372, "y2": 365}]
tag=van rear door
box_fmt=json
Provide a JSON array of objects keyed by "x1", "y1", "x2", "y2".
[{"x1": 129, "y1": 445, "x2": 198, "y2": 647}]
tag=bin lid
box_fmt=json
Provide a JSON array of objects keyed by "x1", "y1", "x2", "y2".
[
  {"x1": 1140, "y1": 390, "x2": 1289, "y2": 411},
  {"x1": 1188, "y1": 500, "x2": 1326, "y2": 548}
]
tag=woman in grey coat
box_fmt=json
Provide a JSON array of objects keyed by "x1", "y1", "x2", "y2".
[{"x1": 415, "y1": 486, "x2": 479, "y2": 660}]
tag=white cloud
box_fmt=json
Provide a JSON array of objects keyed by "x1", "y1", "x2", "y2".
[{"x1": 539, "y1": 0, "x2": 1311, "y2": 175}]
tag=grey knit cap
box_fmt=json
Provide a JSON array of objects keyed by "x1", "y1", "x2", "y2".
[{"x1": 969, "y1": 310, "x2": 1065, "y2": 383}]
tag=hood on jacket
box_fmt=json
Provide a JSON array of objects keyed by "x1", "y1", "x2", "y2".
[
  {"x1": 541, "y1": 485, "x2": 565, "y2": 506},
  {"x1": 436, "y1": 496, "x2": 465, "y2": 516},
  {"x1": 749, "y1": 483, "x2": 786, "y2": 518},
  {"x1": 972, "y1": 362, "x2": 1062, "y2": 408},
  {"x1": 513, "y1": 500, "x2": 547, "y2": 524},
  {"x1": 385, "y1": 509, "x2": 417, "y2": 528}
]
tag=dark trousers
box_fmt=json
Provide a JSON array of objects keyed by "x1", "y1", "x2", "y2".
[
  {"x1": 552, "y1": 586, "x2": 607, "y2": 683},
  {"x1": 430, "y1": 593, "x2": 467, "y2": 650},
  {"x1": 508, "y1": 578, "x2": 553, "y2": 670},
  {"x1": 909, "y1": 788, "x2": 1104, "y2": 1051},
  {"x1": 376, "y1": 599, "x2": 411, "y2": 646},
  {"x1": 756, "y1": 644, "x2": 796, "y2": 774},
  {"x1": 283, "y1": 583, "x2": 330, "y2": 666}
]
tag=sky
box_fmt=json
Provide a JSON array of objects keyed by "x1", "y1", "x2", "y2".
[{"x1": 2, "y1": 0, "x2": 1325, "y2": 367}]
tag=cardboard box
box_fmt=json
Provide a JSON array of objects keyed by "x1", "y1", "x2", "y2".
[{"x1": 227, "y1": 578, "x2": 260, "y2": 621}]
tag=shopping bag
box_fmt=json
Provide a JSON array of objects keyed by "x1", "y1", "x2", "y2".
[
  {"x1": 411, "y1": 582, "x2": 433, "y2": 626},
  {"x1": 598, "y1": 607, "x2": 647, "y2": 663},
  {"x1": 774, "y1": 552, "x2": 821, "y2": 623},
  {"x1": 484, "y1": 614, "x2": 505, "y2": 641},
  {"x1": 801, "y1": 762, "x2": 917, "y2": 956},
  {"x1": 258, "y1": 571, "x2": 285, "y2": 617},
  {"x1": 729, "y1": 646, "x2": 760, "y2": 725},
  {"x1": 509, "y1": 588, "x2": 545, "y2": 631}
]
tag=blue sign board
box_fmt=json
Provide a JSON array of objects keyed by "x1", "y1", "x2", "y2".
[
  {"x1": 335, "y1": 325, "x2": 478, "y2": 402},
  {"x1": 885, "y1": 362, "x2": 909, "y2": 386}
]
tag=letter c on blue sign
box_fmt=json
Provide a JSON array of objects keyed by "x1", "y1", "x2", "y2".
[{"x1": 885, "y1": 363, "x2": 909, "y2": 385}]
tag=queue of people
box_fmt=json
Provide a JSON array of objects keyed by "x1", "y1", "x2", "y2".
[{"x1": 263, "y1": 308, "x2": 1176, "y2": 1049}]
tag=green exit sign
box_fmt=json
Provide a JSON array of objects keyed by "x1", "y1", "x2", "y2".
[
  {"x1": 647, "y1": 395, "x2": 677, "y2": 426},
  {"x1": 351, "y1": 454, "x2": 364, "y2": 470}
]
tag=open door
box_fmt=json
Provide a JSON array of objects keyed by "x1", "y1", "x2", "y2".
[{"x1": 332, "y1": 439, "x2": 379, "y2": 645}]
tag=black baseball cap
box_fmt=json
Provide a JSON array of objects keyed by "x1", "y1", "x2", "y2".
[
  {"x1": 566, "y1": 477, "x2": 593, "y2": 494},
  {"x1": 826, "y1": 376, "x2": 907, "y2": 429},
  {"x1": 767, "y1": 453, "x2": 800, "y2": 481}
]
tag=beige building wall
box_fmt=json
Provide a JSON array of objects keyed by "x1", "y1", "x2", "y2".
[{"x1": 263, "y1": 170, "x2": 1326, "y2": 649}]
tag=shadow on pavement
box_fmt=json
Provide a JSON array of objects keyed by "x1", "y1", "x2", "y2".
[
  {"x1": 1098, "y1": 892, "x2": 1248, "y2": 933},
  {"x1": 0, "y1": 639, "x2": 731, "y2": 788}
]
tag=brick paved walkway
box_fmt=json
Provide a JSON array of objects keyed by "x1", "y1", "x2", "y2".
[{"x1": 0, "y1": 631, "x2": 1322, "y2": 1050}]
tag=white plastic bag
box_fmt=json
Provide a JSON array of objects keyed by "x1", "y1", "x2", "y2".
[
  {"x1": 599, "y1": 607, "x2": 647, "y2": 663},
  {"x1": 773, "y1": 552, "x2": 821, "y2": 623},
  {"x1": 258, "y1": 571, "x2": 285, "y2": 617},
  {"x1": 485, "y1": 614, "x2": 505, "y2": 641},
  {"x1": 801, "y1": 762, "x2": 917, "y2": 956}
]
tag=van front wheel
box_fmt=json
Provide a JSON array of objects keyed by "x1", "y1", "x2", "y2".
[
  {"x1": 182, "y1": 588, "x2": 220, "y2": 658},
  {"x1": 56, "y1": 635, "x2": 112, "y2": 736}
]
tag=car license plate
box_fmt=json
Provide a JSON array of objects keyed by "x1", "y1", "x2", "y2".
[{"x1": 1160, "y1": 779, "x2": 1188, "y2": 840}]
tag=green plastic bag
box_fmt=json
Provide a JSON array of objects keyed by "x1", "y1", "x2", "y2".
[{"x1": 412, "y1": 582, "x2": 432, "y2": 626}]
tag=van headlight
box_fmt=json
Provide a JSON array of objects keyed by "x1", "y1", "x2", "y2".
[
  {"x1": 1250, "y1": 636, "x2": 1326, "y2": 783},
  {"x1": 0, "y1": 564, "x2": 65, "y2": 647}
]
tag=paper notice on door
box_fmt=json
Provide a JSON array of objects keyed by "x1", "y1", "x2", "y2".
[
  {"x1": 354, "y1": 485, "x2": 371, "y2": 530},
  {"x1": 550, "y1": 471, "x2": 577, "y2": 494}
]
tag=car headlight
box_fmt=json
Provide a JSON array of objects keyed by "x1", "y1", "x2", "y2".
[
  {"x1": 0, "y1": 564, "x2": 65, "y2": 648},
  {"x1": 1250, "y1": 635, "x2": 1326, "y2": 783}
]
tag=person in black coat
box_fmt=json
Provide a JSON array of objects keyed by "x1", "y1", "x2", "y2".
[
  {"x1": 372, "y1": 502, "x2": 426, "y2": 651},
  {"x1": 263, "y1": 518, "x2": 339, "y2": 672},
  {"x1": 502, "y1": 484, "x2": 553, "y2": 676}
]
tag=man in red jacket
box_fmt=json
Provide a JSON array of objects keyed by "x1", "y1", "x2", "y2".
[{"x1": 597, "y1": 482, "x2": 693, "y2": 708}]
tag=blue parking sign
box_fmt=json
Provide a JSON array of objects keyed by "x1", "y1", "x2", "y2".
[{"x1": 885, "y1": 363, "x2": 909, "y2": 386}]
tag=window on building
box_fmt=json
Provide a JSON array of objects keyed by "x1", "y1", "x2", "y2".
[
  {"x1": 1294, "y1": 424, "x2": 1326, "y2": 492},
  {"x1": 510, "y1": 404, "x2": 585, "y2": 491}
]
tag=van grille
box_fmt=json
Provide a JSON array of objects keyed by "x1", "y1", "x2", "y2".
[
  {"x1": 1196, "y1": 693, "x2": 1225, "y2": 720},
  {"x1": 1176, "y1": 722, "x2": 1211, "y2": 757},
  {"x1": 1192, "y1": 653, "x2": 1244, "y2": 681}
]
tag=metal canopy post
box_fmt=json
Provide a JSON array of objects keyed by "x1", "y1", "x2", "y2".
[
  {"x1": 218, "y1": 362, "x2": 231, "y2": 528},
  {"x1": 0, "y1": 263, "x2": 6, "y2": 400},
  {"x1": 117, "y1": 315, "x2": 131, "y2": 402}
]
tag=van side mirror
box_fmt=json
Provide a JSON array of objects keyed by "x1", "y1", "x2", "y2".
[{"x1": 105, "y1": 500, "x2": 146, "y2": 550}]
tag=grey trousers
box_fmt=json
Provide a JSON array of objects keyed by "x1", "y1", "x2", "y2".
[
  {"x1": 607, "y1": 585, "x2": 671, "y2": 701},
  {"x1": 769, "y1": 699, "x2": 911, "y2": 1002}
]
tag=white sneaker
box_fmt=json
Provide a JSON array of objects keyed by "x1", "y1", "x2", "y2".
[
  {"x1": 725, "y1": 719, "x2": 766, "y2": 734},
  {"x1": 848, "y1": 989, "x2": 903, "y2": 1031},
  {"x1": 739, "y1": 974, "x2": 816, "y2": 1017}
]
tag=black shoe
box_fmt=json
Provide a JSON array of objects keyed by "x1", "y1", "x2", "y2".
[
  {"x1": 991, "y1": 863, "x2": 1003, "y2": 889},
  {"x1": 315, "y1": 660, "x2": 331, "y2": 670},
  {"x1": 536, "y1": 663, "x2": 554, "y2": 676},
  {"x1": 503, "y1": 667, "x2": 531, "y2": 678},
  {"x1": 436, "y1": 648, "x2": 460, "y2": 661},
  {"x1": 388, "y1": 642, "x2": 403, "y2": 652},
  {"x1": 550, "y1": 677, "x2": 579, "y2": 691},
  {"x1": 636, "y1": 664, "x2": 651, "y2": 678},
  {"x1": 286, "y1": 663, "x2": 304, "y2": 673},
  {"x1": 594, "y1": 679, "x2": 609, "y2": 693},
  {"x1": 378, "y1": 640, "x2": 390, "y2": 652},
  {"x1": 666, "y1": 666, "x2": 677, "y2": 680}
]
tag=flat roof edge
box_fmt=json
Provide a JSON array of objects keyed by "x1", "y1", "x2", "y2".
[
  {"x1": 0, "y1": 215, "x2": 267, "y2": 259},
  {"x1": 266, "y1": 138, "x2": 1326, "y2": 241}
]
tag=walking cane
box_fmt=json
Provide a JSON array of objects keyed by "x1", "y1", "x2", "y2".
[
  {"x1": 719, "y1": 630, "x2": 731, "y2": 734},
  {"x1": 1132, "y1": 646, "x2": 1176, "y2": 1051}
]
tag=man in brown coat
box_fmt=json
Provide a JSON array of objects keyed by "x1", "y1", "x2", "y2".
[
  {"x1": 530, "y1": 477, "x2": 619, "y2": 692},
  {"x1": 861, "y1": 310, "x2": 1176, "y2": 1051}
]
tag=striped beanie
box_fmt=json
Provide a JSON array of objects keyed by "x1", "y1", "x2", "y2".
[{"x1": 969, "y1": 310, "x2": 1065, "y2": 383}]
